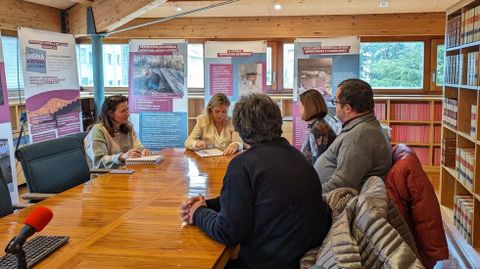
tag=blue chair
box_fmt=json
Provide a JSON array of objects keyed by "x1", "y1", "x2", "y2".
[
  {"x1": 15, "y1": 134, "x2": 90, "y2": 195},
  {"x1": 0, "y1": 167, "x2": 14, "y2": 217}
]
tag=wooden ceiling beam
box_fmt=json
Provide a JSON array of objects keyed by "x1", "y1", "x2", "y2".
[
  {"x1": 67, "y1": 0, "x2": 168, "y2": 36},
  {"x1": 102, "y1": 12, "x2": 445, "y2": 40},
  {"x1": 0, "y1": 0, "x2": 61, "y2": 32}
]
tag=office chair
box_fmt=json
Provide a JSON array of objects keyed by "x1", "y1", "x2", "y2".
[
  {"x1": 0, "y1": 167, "x2": 14, "y2": 218},
  {"x1": 15, "y1": 135, "x2": 90, "y2": 197}
]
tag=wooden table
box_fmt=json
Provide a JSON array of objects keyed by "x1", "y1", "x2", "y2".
[{"x1": 0, "y1": 148, "x2": 236, "y2": 268}]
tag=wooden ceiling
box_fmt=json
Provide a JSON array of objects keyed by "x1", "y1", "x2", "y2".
[{"x1": 26, "y1": 0, "x2": 459, "y2": 16}]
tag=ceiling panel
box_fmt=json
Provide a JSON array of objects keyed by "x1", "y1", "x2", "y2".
[{"x1": 141, "y1": 0, "x2": 460, "y2": 18}]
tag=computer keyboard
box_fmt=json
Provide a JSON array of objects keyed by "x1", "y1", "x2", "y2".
[{"x1": 0, "y1": 235, "x2": 69, "y2": 269}]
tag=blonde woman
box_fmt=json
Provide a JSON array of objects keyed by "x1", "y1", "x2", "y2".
[{"x1": 185, "y1": 93, "x2": 243, "y2": 155}]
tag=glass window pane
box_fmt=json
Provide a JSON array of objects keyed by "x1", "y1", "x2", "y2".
[
  {"x1": 283, "y1": 43, "x2": 294, "y2": 89},
  {"x1": 360, "y1": 42, "x2": 424, "y2": 89},
  {"x1": 103, "y1": 44, "x2": 129, "y2": 87},
  {"x1": 266, "y1": 46, "x2": 272, "y2": 86},
  {"x1": 1, "y1": 36, "x2": 24, "y2": 92},
  {"x1": 77, "y1": 44, "x2": 93, "y2": 87},
  {"x1": 436, "y1": 44, "x2": 445, "y2": 86},
  {"x1": 187, "y1": 44, "x2": 204, "y2": 88}
]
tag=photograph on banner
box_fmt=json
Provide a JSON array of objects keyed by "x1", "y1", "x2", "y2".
[
  {"x1": 18, "y1": 27, "x2": 82, "y2": 143},
  {"x1": 130, "y1": 53, "x2": 184, "y2": 97},
  {"x1": 205, "y1": 41, "x2": 267, "y2": 102},
  {"x1": 298, "y1": 58, "x2": 333, "y2": 103},
  {"x1": 238, "y1": 63, "x2": 263, "y2": 97}
]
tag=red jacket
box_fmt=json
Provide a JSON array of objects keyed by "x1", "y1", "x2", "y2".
[{"x1": 385, "y1": 144, "x2": 449, "y2": 269}]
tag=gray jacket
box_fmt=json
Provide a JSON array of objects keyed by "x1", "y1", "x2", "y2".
[
  {"x1": 300, "y1": 176, "x2": 424, "y2": 269},
  {"x1": 314, "y1": 112, "x2": 391, "y2": 193}
]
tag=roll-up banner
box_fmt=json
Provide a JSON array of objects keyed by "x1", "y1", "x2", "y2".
[
  {"x1": 0, "y1": 31, "x2": 19, "y2": 203},
  {"x1": 293, "y1": 37, "x2": 360, "y2": 149},
  {"x1": 129, "y1": 39, "x2": 188, "y2": 150},
  {"x1": 18, "y1": 27, "x2": 82, "y2": 143}
]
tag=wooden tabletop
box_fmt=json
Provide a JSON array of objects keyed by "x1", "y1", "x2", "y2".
[{"x1": 0, "y1": 148, "x2": 236, "y2": 269}]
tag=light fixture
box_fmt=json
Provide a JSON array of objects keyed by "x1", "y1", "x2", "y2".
[
  {"x1": 273, "y1": 3, "x2": 282, "y2": 10},
  {"x1": 379, "y1": 1, "x2": 389, "y2": 8},
  {"x1": 175, "y1": 5, "x2": 183, "y2": 12}
]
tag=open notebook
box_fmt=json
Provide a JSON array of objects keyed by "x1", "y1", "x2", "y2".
[
  {"x1": 195, "y1": 148, "x2": 223, "y2": 158},
  {"x1": 125, "y1": 155, "x2": 164, "y2": 165}
]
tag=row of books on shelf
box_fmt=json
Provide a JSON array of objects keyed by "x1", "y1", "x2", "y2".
[
  {"x1": 434, "y1": 103, "x2": 442, "y2": 122},
  {"x1": 442, "y1": 138, "x2": 456, "y2": 167},
  {"x1": 434, "y1": 125, "x2": 441, "y2": 144},
  {"x1": 390, "y1": 103, "x2": 430, "y2": 121},
  {"x1": 462, "y1": 6, "x2": 480, "y2": 45},
  {"x1": 434, "y1": 147, "x2": 441, "y2": 166},
  {"x1": 391, "y1": 125, "x2": 430, "y2": 144},
  {"x1": 374, "y1": 103, "x2": 386, "y2": 121},
  {"x1": 445, "y1": 55, "x2": 461, "y2": 84},
  {"x1": 454, "y1": 195, "x2": 474, "y2": 244},
  {"x1": 443, "y1": 98, "x2": 458, "y2": 129},
  {"x1": 447, "y1": 14, "x2": 462, "y2": 47},
  {"x1": 466, "y1": 51, "x2": 479, "y2": 86},
  {"x1": 411, "y1": 147, "x2": 430, "y2": 166},
  {"x1": 456, "y1": 147, "x2": 476, "y2": 192},
  {"x1": 471, "y1": 105, "x2": 477, "y2": 136}
]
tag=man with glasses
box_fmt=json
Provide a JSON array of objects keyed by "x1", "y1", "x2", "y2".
[{"x1": 314, "y1": 78, "x2": 392, "y2": 193}]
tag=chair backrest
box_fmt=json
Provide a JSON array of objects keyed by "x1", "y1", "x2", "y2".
[
  {"x1": 15, "y1": 135, "x2": 90, "y2": 194},
  {"x1": 0, "y1": 167, "x2": 14, "y2": 218}
]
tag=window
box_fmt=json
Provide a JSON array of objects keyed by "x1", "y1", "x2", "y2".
[
  {"x1": 360, "y1": 42, "x2": 425, "y2": 89},
  {"x1": 77, "y1": 44, "x2": 129, "y2": 87},
  {"x1": 1, "y1": 36, "x2": 24, "y2": 94},
  {"x1": 76, "y1": 44, "x2": 93, "y2": 87},
  {"x1": 187, "y1": 44, "x2": 204, "y2": 88},
  {"x1": 266, "y1": 46, "x2": 272, "y2": 86},
  {"x1": 436, "y1": 44, "x2": 445, "y2": 86},
  {"x1": 283, "y1": 43, "x2": 294, "y2": 89},
  {"x1": 80, "y1": 48, "x2": 87, "y2": 64}
]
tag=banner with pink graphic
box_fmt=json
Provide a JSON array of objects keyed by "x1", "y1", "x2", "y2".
[
  {"x1": 205, "y1": 41, "x2": 267, "y2": 102},
  {"x1": 18, "y1": 27, "x2": 82, "y2": 143},
  {"x1": 129, "y1": 39, "x2": 188, "y2": 150},
  {"x1": 0, "y1": 31, "x2": 19, "y2": 204}
]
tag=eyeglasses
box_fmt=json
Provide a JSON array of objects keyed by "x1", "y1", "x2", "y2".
[{"x1": 330, "y1": 98, "x2": 340, "y2": 106}]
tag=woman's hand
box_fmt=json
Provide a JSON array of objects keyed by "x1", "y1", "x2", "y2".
[
  {"x1": 223, "y1": 143, "x2": 239, "y2": 155},
  {"x1": 195, "y1": 140, "x2": 207, "y2": 149},
  {"x1": 141, "y1": 149, "x2": 151, "y2": 156},
  {"x1": 120, "y1": 149, "x2": 142, "y2": 161}
]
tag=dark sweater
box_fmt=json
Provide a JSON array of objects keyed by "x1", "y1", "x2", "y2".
[{"x1": 193, "y1": 138, "x2": 331, "y2": 269}]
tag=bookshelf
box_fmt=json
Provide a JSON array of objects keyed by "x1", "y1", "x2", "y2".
[
  {"x1": 373, "y1": 95, "x2": 443, "y2": 171},
  {"x1": 441, "y1": 0, "x2": 480, "y2": 257}
]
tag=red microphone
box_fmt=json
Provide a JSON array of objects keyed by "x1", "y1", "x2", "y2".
[{"x1": 5, "y1": 206, "x2": 53, "y2": 254}]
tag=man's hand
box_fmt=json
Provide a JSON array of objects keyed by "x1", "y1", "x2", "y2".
[
  {"x1": 223, "y1": 143, "x2": 239, "y2": 155},
  {"x1": 179, "y1": 195, "x2": 206, "y2": 225},
  {"x1": 185, "y1": 195, "x2": 207, "y2": 225}
]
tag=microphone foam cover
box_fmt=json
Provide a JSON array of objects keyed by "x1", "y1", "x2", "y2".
[{"x1": 24, "y1": 206, "x2": 53, "y2": 232}]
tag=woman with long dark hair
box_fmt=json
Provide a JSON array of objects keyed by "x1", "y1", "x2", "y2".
[{"x1": 84, "y1": 95, "x2": 150, "y2": 168}]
